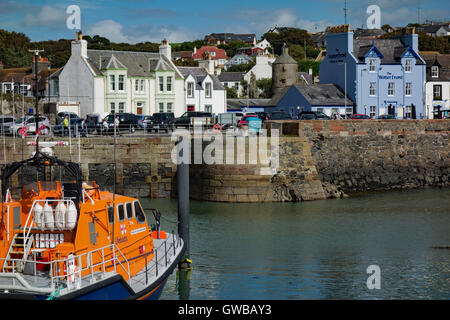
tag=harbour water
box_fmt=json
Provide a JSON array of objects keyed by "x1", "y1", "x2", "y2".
[{"x1": 142, "y1": 188, "x2": 450, "y2": 300}]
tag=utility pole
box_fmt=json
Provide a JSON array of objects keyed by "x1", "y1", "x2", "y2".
[
  {"x1": 343, "y1": 0, "x2": 348, "y2": 25},
  {"x1": 28, "y1": 49, "x2": 44, "y2": 154}
]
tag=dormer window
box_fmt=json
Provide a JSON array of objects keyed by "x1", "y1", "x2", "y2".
[
  {"x1": 405, "y1": 60, "x2": 412, "y2": 72},
  {"x1": 431, "y1": 66, "x2": 439, "y2": 78},
  {"x1": 369, "y1": 59, "x2": 376, "y2": 72}
]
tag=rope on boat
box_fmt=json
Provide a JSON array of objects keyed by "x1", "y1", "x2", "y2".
[{"x1": 46, "y1": 288, "x2": 60, "y2": 300}]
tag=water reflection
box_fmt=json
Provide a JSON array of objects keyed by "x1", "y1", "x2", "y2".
[{"x1": 143, "y1": 188, "x2": 450, "y2": 300}]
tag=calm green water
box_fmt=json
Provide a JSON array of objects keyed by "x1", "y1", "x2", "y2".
[{"x1": 142, "y1": 188, "x2": 450, "y2": 300}]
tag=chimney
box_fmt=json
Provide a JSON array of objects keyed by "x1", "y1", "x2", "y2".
[
  {"x1": 32, "y1": 56, "x2": 51, "y2": 75},
  {"x1": 71, "y1": 30, "x2": 88, "y2": 58},
  {"x1": 198, "y1": 59, "x2": 215, "y2": 75},
  {"x1": 193, "y1": 46, "x2": 197, "y2": 55},
  {"x1": 159, "y1": 39, "x2": 172, "y2": 61}
]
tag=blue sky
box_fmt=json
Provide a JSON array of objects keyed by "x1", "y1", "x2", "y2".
[{"x1": 0, "y1": 0, "x2": 448, "y2": 43}]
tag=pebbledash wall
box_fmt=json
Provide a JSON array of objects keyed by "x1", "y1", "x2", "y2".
[{"x1": 1, "y1": 120, "x2": 449, "y2": 202}]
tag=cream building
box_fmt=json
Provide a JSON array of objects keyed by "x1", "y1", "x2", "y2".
[{"x1": 52, "y1": 33, "x2": 185, "y2": 117}]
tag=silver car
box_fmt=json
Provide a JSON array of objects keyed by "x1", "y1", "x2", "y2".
[{"x1": 9, "y1": 115, "x2": 51, "y2": 136}]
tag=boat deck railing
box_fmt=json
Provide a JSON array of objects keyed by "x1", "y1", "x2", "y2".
[{"x1": 0, "y1": 242, "x2": 130, "y2": 295}]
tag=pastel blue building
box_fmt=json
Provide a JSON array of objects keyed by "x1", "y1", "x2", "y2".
[{"x1": 320, "y1": 29, "x2": 426, "y2": 118}]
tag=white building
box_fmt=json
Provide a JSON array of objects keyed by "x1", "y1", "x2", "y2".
[
  {"x1": 178, "y1": 66, "x2": 226, "y2": 114},
  {"x1": 254, "y1": 39, "x2": 272, "y2": 54},
  {"x1": 51, "y1": 33, "x2": 186, "y2": 117},
  {"x1": 243, "y1": 55, "x2": 276, "y2": 82},
  {"x1": 422, "y1": 53, "x2": 450, "y2": 118}
]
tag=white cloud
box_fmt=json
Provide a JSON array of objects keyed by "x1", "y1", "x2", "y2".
[
  {"x1": 86, "y1": 20, "x2": 130, "y2": 43},
  {"x1": 86, "y1": 20, "x2": 201, "y2": 44},
  {"x1": 22, "y1": 5, "x2": 66, "y2": 27}
]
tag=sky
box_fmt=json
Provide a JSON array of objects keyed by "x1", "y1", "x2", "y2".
[{"x1": 0, "y1": 0, "x2": 449, "y2": 43}]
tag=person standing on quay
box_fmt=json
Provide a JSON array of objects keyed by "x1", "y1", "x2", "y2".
[
  {"x1": 63, "y1": 115, "x2": 69, "y2": 136},
  {"x1": 114, "y1": 115, "x2": 121, "y2": 136}
]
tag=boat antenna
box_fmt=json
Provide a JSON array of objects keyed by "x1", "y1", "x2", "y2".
[
  {"x1": 112, "y1": 111, "x2": 116, "y2": 247},
  {"x1": 28, "y1": 49, "x2": 44, "y2": 157}
]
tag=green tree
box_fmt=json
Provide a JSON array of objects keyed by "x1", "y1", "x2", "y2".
[
  {"x1": 225, "y1": 61, "x2": 255, "y2": 72},
  {"x1": 226, "y1": 86, "x2": 238, "y2": 98},
  {"x1": 256, "y1": 78, "x2": 272, "y2": 98}
]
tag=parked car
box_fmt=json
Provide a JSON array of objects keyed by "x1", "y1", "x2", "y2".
[
  {"x1": 174, "y1": 111, "x2": 214, "y2": 128},
  {"x1": 56, "y1": 112, "x2": 80, "y2": 125},
  {"x1": 297, "y1": 111, "x2": 331, "y2": 120},
  {"x1": 10, "y1": 115, "x2": 51, "y2": 137},
  {"x1": 350, "y1": 114, "x2": 371, "y2": 119},
  {"x1": 135, "y1": 115, "x2": 151, "y2": 129},
  {"x1": 255, "y1": 112, "x2": 269, "y2": 121},
  {"x1": 267, "y1": 111, "x2": 292, "y2": 120},
  {"x1": 86, "y1": 112, "x2": 109, "y2": 133},
  {"x1": 0, "y1": 115, "x2": 15, "y2": 134},
  {"x1": 142, "y1": 115, "x2": 152, "y2": 129},
  {"x1": 147, "y1": 112, "x2": 175, "y2": 133},
  {"x1": 103, "y1": 113, "x2": 139, "y2": 133},
  {"x1": 237, "y1": 114, "x2": 259, "y2": 127},
  {"x1": 53, "y1": 118, "x2": 96, "y2": 136},
  {"x1": 377, "y1": 114, "x2": 395, "y2": 119}
]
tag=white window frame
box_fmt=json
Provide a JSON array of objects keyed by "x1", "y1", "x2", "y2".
[
  {"x1": 388, "y1": 82, "x2": 395, "y2": 96},
  {"x1": 433, "y1": 85, "x2": 441, "y2": 99},
  {"x1": 159, "y1": 76, "x2": 164, "y2": 92},
  {"x1": 140, "y1": 80, "x2": 145, "y2": 92},
  {"x1": 110, "y1": 102, "x2": 115, "y2": 113},
  {"x1": 110, "y1": 75, "x2": 115, "y2": 92},
  {"x1": 118, "y1": 75, "x2": 125, "y2": 91},
  {"x1": 166, "y1": 76, "x2": 172, "y2": 92},
  {"x1": 369, "y1": 59, "x2": 376, "y2": 72},
  {"x1": 405, "y1": 105, "x2": 412, "y2": 118},
  {"x1": 119, "y1": 102, "x2": 125, "y2": 113},
  {"x1": 159, "y1": 102, "x2": 164, "y2": 112},
  {"x1": 369, "y1": 105, "x2": 376, "y2": 118},
  {"x1": 369, "y1": 82, "x2": 376, "y2": 96},
  {"x1": 167, "y1": 102, "x2": 173, "y2": 113},
  {"x1": 135, "y1": 79, "x2": 139, "y2": 92},
  {"x1": 205, "y1": 82, "x2": 212, "y2": 98},
  {"x1": 205, "y1": 105, "x2": 212, "y2": 113},
  {"x1": 405, "y1": 82, "x2": 412, "y2": 96},
  {"x1": 431, "y1": 66, "x2": 439, "y2": 78},
  {"x1": 405, "y1": 60, "x2": 412, "y2": 72},
  {"x1": 187, "y1": 82, "x2": 194, "y2": 98}
]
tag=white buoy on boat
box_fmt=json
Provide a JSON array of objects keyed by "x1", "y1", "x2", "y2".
[
  {"x1": 66, "y1": 202, "x2": 77, "y2": 230},
  {"x1": 55, "y1": 201, "x2": 66, "y2": 230},
  {"x1": 33, "y1": 202, "x2": 43, "y2": 230},
  {"x1": 43, "y1": 201, "x2": 54, "y2": 231}
]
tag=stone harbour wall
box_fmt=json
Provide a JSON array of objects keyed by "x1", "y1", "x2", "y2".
[{"x1": 0, "y1": 119, "x2": 449, "y2": 202}]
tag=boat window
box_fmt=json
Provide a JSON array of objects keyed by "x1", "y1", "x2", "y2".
[
  {"x1": 126, "y1": 202, "x2": 133, "y2": 220},
  {"x1": 108, "y1": 205, "x2": 114, "y2": 224},
  {"x1": 117, "y1": 203, "x2": 125, "y2": 221},
  {"x1": 134, "y1": 201, "x2": 146, "y2": 224}
]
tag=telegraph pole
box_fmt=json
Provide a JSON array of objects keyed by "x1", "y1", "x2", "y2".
[{"x1": 28, "y1": 49, "x2": 44, "y2": 154}]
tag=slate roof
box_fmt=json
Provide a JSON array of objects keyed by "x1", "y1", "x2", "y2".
[
  {"x1": 293, "y1": 83, "x2": 353, "y2": 106},
  {"x1": 85, "y1": 50, "x2": 182, "y2": 78},
  {"x1": 298, "y1": 72, "x2": 313, "y2": 85},
  {"x1": 227, "y1": 98, "x2": 273, "y2": 110},
  {"x1": 218, "y1": 72, "x2": 245, "y2": 83},
  {"x1": 422, "y1": 24, "x2": 450, "y2": 34},
  {"x1": 177, "y1": 67, "x2": 225, "y2": 91},
  {"x1": 421, "y1": 53, "x2": 450, "y2": 81},
  {"x1": 207, "y1": 33, "x2": 256, "y2": 43},
  {"x1": 353, "y1": 39, "x2": 424, "y2": 65}
]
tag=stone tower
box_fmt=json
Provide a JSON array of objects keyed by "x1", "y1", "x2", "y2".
[{"x1": 272, "y1": 43, "x2": 298, "y2": 96}]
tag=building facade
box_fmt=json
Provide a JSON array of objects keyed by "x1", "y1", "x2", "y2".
[
  {"x1": 178, "y1": 66, "x2": 226, "y2": 114},
  {"x1": 54, "y1": 34, "x2": 185, "y2": 117},
  {"x1": 422, "y1": 53, "x2": 450, "y2": 118},
  {"x1": 319, "y1": 27, "x2": 426, "y2": 118}
]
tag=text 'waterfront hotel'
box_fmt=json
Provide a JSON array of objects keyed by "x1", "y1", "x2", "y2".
[{"x1": 320, "y1": 25, "x2": 427, "y2": 119}]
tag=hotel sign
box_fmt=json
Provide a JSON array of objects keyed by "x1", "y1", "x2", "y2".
[
  {"x1": 328, "y1": 53, "x2": 347, "y2": 64},
  {"x1": 378, "y1": 74, "x2": 403, "y2": 80}
]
